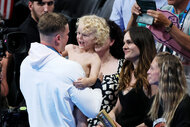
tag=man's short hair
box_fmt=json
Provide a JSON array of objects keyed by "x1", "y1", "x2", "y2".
[
  {"x1": 29, "y1": 0, "x2": 42, "y2": 2},
  {"x1": 29, "y1": 0, "x2": 54, "y2": 2},
  {"x1": 38, "y1": 12, "x2": 68, "y2": 36}
]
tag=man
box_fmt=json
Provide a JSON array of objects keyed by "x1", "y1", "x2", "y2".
[
  {"x1": 19, "y1": 0, "x2": 55, "y2": 43},
  {"x1": 20, "y1": 12, "x2": 102, "y2": 127},
  {"x1": 146, "y1": 0, "x2": 190, "y2": 52},
  {"x1": 110, "y1": 0, "x2": 167, "y2": 31},
  {"x1": 13, "y1": 0, "x2": 54, "y2": 105}
]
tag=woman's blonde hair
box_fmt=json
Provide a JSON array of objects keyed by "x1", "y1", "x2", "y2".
[
  {"x1": 148, "y1": 52, "x2": 187, "y2": 127},
  {"x1": 76, "y1": 15, "x2": 109, "y2": 46}
]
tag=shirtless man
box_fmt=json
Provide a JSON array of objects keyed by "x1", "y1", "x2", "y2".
[{"x1": 62, "y1": 15, "x2": 110, "y2": 88}]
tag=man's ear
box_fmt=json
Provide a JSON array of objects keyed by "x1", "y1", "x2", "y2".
[
  {"x1": 55, "y1": 34, "x2": 61, "y2": 46},
  {"x1": 56, "y1": 34, "x2": 61, "y2": 41},
  {"x1": 28, "y1": 1, "x2": 33, "y2": 11}
]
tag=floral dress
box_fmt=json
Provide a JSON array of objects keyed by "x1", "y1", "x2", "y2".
[{"x1": 87, "y1": 59, "x2": 124, "y2": 127}]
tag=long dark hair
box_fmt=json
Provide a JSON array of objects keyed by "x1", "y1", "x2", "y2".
[
  {"x1": 106, "y1": 19, "x2": 124, "y2": 59},
  {"x1": 119, "y1": 27, "x2": 156, "y2": 96}
]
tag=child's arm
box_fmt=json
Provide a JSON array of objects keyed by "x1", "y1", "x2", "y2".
[
  {"x1": 73, "y1": 55, "x2": 101, "y2": 88},
  {"x1": 62, "y1": 50, "x2": 68, "y2": 57},
  {"x1": 62, "y1": 44, "x2": 73, "y2": 57}
]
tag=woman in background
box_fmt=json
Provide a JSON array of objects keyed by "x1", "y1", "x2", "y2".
[
  {"x1": 108, "y1": 27, "x2": 157, "y2": 127},
  {"x1": 143, "y1": 52, "x2": 190, "y2": 127},
  {"x1": 87, "y1": 19, "x2": 124, "y2": 127}
]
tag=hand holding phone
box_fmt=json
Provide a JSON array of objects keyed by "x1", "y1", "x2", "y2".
[
  {"x1": 136, "y1": 0, "x2": 157, "y2": 25},
  {"x1": 136, "y1": 0, "x2": 156, "y2": 13}
]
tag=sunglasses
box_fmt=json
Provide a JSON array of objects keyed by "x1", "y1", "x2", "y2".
[{"x1": 37, "y1": 1, "x2": 54, "y2": 6}]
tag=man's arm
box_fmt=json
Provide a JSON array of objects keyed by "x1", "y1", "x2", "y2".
[
  {"x1": 109, "y1": 0, "x2": 125, "y2": 31},
  {"x1": 68, "y1": 59, "x2": 102, "y2": 118},
  {"x1": 147, "y1": 10, "x2": 190, "y2": 52},
  {"x1": 169, "y1": 25, "x2": 190, "y2": 52},
  {"x1": 127, "y1": 2, "x2": 141, "y2": 29},
  {"x1": 68, "y1": 86, "x2": 102, "y2": 118}
]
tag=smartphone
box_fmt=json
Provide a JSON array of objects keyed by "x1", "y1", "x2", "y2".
[
  {"x1": 136, "y1": 0, "x2": 157, "y2": 25},
  {"x1": 136, "y1": 0, "x2": 157, "y2": 13}
]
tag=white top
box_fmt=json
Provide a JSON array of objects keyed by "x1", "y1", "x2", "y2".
[{"x1": 20, "y1": 42, "x2": 102, "y2": 127}]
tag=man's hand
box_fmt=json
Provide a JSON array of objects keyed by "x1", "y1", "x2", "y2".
[{"x1": 147, "y1": 10, "x2": 171, "y2": 27}]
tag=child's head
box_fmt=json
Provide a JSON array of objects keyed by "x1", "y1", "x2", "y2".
[{"x1": 76, "y1": 15, "x2": 109, "y2": 48}]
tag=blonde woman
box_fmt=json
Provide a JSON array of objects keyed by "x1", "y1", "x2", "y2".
[{"x1": 145, "y1": 52, "x2": 190, "y2": 127}]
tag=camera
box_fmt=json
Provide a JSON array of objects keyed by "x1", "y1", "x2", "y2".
[
  {"x1": 0, "y1": 19, "x2": 29, "y2": 57},
  {"x1": 0, "y1": 19, "x2": 29, "y2": 127}
]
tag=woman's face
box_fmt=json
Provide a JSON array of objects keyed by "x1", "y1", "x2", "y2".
[
  {"x1": 95, "y1": 37, "x2": 112, "y2": 54},
  {"x1": 147, "y1": 58, "x2": 160, "y2": 85},
  {"x1": 76, "y1": 23, "x2": 96, "y2": 49},
  {"x1": 123, "y1": 32, "x2": 140, "y2": 62}
]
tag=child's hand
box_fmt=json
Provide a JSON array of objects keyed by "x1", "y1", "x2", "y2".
[{"x1": 73, "y1": 77, "x2": 89, "y2": 88}]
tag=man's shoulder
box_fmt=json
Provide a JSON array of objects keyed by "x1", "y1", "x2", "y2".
[
  {"x1": 19, "y1": 15, "x2": 37, "y2": 30},
  {"x1": 54, "y1": 57, "x2": 84, "y2": 70}
]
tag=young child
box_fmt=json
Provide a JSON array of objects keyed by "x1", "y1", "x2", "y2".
[{"x1": 62, "y1": 15, "x2": 110, "y2": 88}]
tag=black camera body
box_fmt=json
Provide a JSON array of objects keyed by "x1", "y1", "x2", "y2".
[
  {"x1": 0, "y1": 20, "x2": 30, "y2": 126},
  {"x1": 0, "y1": 20, "x2": 29, "y2": 57}
]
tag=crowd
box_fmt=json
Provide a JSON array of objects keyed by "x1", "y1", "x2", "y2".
[{"x1": 0, "y1": 0, "x2": 190, "y2": 127}]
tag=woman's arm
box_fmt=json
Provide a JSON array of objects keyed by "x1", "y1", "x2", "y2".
[{"x1": 109, "y1": 97, "x2": 122, "y2": 121}]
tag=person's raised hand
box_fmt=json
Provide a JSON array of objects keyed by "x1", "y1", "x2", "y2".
[
  {"x1": 147, "y1": 10, "x2": 171, "y2": 27},
  {"x1": 131, "y1": 2, "x2": 141, "y2": 17}
]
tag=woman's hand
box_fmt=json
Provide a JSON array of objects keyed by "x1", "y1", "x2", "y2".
[{"x1": 113, "y1": 120, "x2": 121, "y2": 127}]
